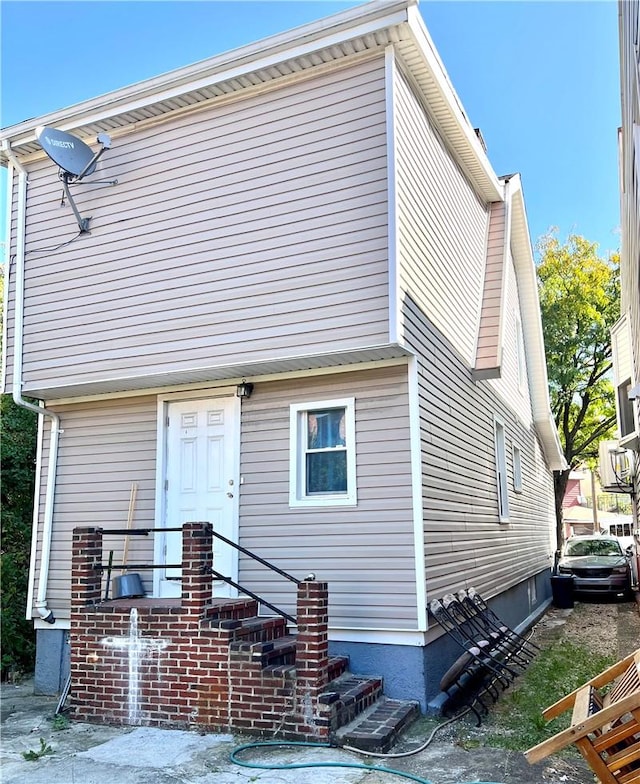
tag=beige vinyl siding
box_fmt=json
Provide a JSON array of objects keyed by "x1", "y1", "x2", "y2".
[
  {"x1": 612, "y1": 317, "x2": 633, "y2": 386},
  {"x1": 237, "y1": 365, "x2": 417, "y2": 630},
  {"x1": 403, "y1": 300, "x2": 555, "y2": 602},
  {"x1": 33, "y1": 396, "x2": 158, "y2": 621},
  {"x1": 393, "y1": 66, "x2": 487, "y2": 364},
  {"x1": 488, "y1": 248, "x2": 534, "y2": 427},
  {"x1": 474, "y1": 201, "x2": 506, "y2": 375},
  {"x1": 9, "y1": 56, "x2": 390, "y2": 395},
  {"x1": 392, "y1": 59, "x2": 554, "y2": 604},
  {"x1": 34, "y1": 366, "x2": 416, "y2": 629}
]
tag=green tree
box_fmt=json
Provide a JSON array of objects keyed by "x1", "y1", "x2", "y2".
[
  {"x1": 537, "y1": 232, "x2": 620, "y2": 552},
  {"x1": 1, "y1": 394, "x2": 38, "y2": 677},
  {"x1": 1, "y1": 260, "x2": 38, "y2": 677}
]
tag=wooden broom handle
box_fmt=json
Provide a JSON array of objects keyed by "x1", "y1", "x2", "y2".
[{"x1": 121, "y1": 483, "x2": 138, "y2": 575}]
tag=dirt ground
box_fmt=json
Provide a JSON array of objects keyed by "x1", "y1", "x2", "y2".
[{"x1": 530, "y1": 595, "x2": 640, "y2": 660}]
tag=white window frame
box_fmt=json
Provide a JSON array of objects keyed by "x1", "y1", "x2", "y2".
[
  {"x1": 289, "y1": 397, "x2": 357, "y2": 508},
  {"x1": 494, "y1": 416, "x2": 510, "y2": 522},
  {"x1": 512, "y1": 444, "x2": 523, "y2": 493}
]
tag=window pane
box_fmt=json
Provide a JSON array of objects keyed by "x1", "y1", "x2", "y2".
[
  {"x1": 307, "y1": 409, "x2": 346, "y2": 449},
  {"x1": 495, "y1": 420, "x2": 509, "y2": 519},
  {"x1": 513, "y1": 446, "x2": 523, "y2": 492},
  {"x1": 306, "y1": 451, "x2": 347, "y2": 494}
]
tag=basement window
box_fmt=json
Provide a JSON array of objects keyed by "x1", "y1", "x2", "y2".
[{"x1": 289, "y1": 398, "x2": 356, "y2": 507}]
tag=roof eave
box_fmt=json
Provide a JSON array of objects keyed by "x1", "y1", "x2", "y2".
[
  {"x1": 0, "y1": 0, "x2": 502, "y2": 204},
  {"x1": 508, "y1": 174, "x2": 567, "y2": 471},
  {"x1": 401, "y1": 5, "x2": 502, "y2": 201},
  {"x1": 0, "y1": 0, "x2": 413, "y2": 156}
]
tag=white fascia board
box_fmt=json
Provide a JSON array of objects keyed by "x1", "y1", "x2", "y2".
[
  {"x1": 404, "y1": 4, "x2": 502, "y2": 202},
  {"x1": 0, "y1": 0, "x2": 413, "y2": 149},
  {"x1": 508, "y1": 175, "x2": 566, "y2": 471}
]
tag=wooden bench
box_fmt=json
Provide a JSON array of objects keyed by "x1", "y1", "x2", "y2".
[{"x1": 525, "y1": 649, "x2": 640, "y2": 784}]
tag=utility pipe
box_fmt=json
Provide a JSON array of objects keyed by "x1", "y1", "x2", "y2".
[{"x1": 3, "y1": 141, "x2": 59, "y2": 624}]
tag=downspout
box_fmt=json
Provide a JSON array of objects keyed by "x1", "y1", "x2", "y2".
[{"x1": 3, "y1": 141, "x2": 58, "y2": 624}]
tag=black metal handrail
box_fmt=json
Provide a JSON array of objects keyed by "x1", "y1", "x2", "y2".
[
  {"x1": 98, "y1": 525, "x2": 304, "y2": 624},
  {"x1": 209, "y1": 529, "x2": 301, "y2": 586},
  {"x1": 208, "y1": 568, "x2": 297, "y2": 625},
  {"x1": 101, "y1": 526, "x2": 301, "y2": 585}
]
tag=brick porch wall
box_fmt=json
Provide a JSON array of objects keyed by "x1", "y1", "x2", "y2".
[{"x1": 70, "y1": 522, "x2": 331, "y2": 738}]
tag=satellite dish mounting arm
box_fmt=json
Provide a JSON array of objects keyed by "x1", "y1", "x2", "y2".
[
  {"x1": 60, "y1": 172, "x2": 91, "y2": 233},
  {"x1": 63, "y1": 134, "x2": 112, "y2": 232},
  {"x1": 75, "y1": 133, "x2": 112, "y2": 181}
]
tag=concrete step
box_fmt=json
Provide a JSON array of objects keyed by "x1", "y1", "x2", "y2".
[
  {"x1": 318, "y1": 673, "x2": 384, "y2": 731},
  {"x1": 334, "y1": 697, "x2": 421, "y2": 753}
]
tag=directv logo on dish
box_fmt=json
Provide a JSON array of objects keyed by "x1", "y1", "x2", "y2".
[{"x1": 45, "y1": 136, "x2": 74, "y2": 149}]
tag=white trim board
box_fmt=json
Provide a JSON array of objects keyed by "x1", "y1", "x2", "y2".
[{"x1": 47, "y1": 357, "x2": 413, "y2": 406}]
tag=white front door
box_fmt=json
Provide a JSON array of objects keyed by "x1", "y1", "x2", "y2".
[{"x1": 158, "y1": 396, "x2": 239, "y2": 598}]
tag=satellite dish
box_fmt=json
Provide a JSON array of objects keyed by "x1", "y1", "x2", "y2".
[
  {"x1": 35, "y1": 126, "x2": 113, "y2": 232},
  {"x1": 36, "y1": 126, "x2": 103, "y2": 178}
]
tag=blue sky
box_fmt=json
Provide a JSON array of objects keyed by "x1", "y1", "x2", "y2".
[{"x1": 0, "y1": 0, "x2": 621, "y2": 261}]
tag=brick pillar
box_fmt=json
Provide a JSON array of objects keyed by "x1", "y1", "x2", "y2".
[
  {"x1": 295, "y1": 580, "x2": 329, "y2": 689},
  {"x1": 71, "y1": 527, "x2": 104, "y2": 608},
  {"x1": 181, "y1": 522, "x2": 213, "y2": 617}
]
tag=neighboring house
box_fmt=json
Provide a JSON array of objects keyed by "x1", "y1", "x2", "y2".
[
  {"x1": 613, "y1": 0, "x2": 640, "y2": 567},
  {"x1": 561, "y1": 467, "x2": 632, "y2": 538},
  {"x1": 562, "y1": 469, "x2": 595, "y2": 538},
  {"x1": 1, "y1": 0, "x2": 565, "y2": 718}
]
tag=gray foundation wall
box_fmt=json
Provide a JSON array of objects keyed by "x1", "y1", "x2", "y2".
[{"x1": 34, "y1": 628, "x2": 70, "y2": 695}]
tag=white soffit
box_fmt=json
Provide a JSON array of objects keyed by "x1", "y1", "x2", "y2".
[{"x1": 25, "y1": 345, "x2": 413, "y2": 401}]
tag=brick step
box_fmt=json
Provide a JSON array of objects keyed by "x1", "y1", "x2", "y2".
[
  {"x1": 318, "y1": 674, "x2": 384, "y2": 731},
  {"x1": 327, "y1": 655, "x2": 350, "y2": 682},
  {"x1": 204, "y1": 598, "x2": 258, "y2": 623},
  {"x1": 262, "y1": 654, "x2": 349, "y2": 680},
  {"x1": 231, "y1": 634, "x2": 298, "y2": 667},
  {"x1": 212, "y1": 615, "x2": 289, "y2": 644},
  {"x1": 334, "y1": 697, "x2": 421, "y2": 753}
]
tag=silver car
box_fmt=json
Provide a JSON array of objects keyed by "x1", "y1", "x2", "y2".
[{"x1": 558, "y1": 535, "x2": 631, "y2": 599}]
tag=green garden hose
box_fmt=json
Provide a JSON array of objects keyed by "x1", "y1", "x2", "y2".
[{"x1": 230, "y1": 739, "x2": 505, "y2": 784}]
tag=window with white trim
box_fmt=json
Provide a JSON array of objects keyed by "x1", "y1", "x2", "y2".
[
  {"x1": 494, "y1": 417, "x2": 509, "y2": 521},
  {"x1": 513, "y1": 444, "x2": 523, "y2": 493},
  {"x1": 289, "y1": 398, "x2": 357, "y2": 507}
]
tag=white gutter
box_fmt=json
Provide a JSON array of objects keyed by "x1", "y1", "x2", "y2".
[{"x1": 2, "y1": 141, "x2": 59, "y2": 624}]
